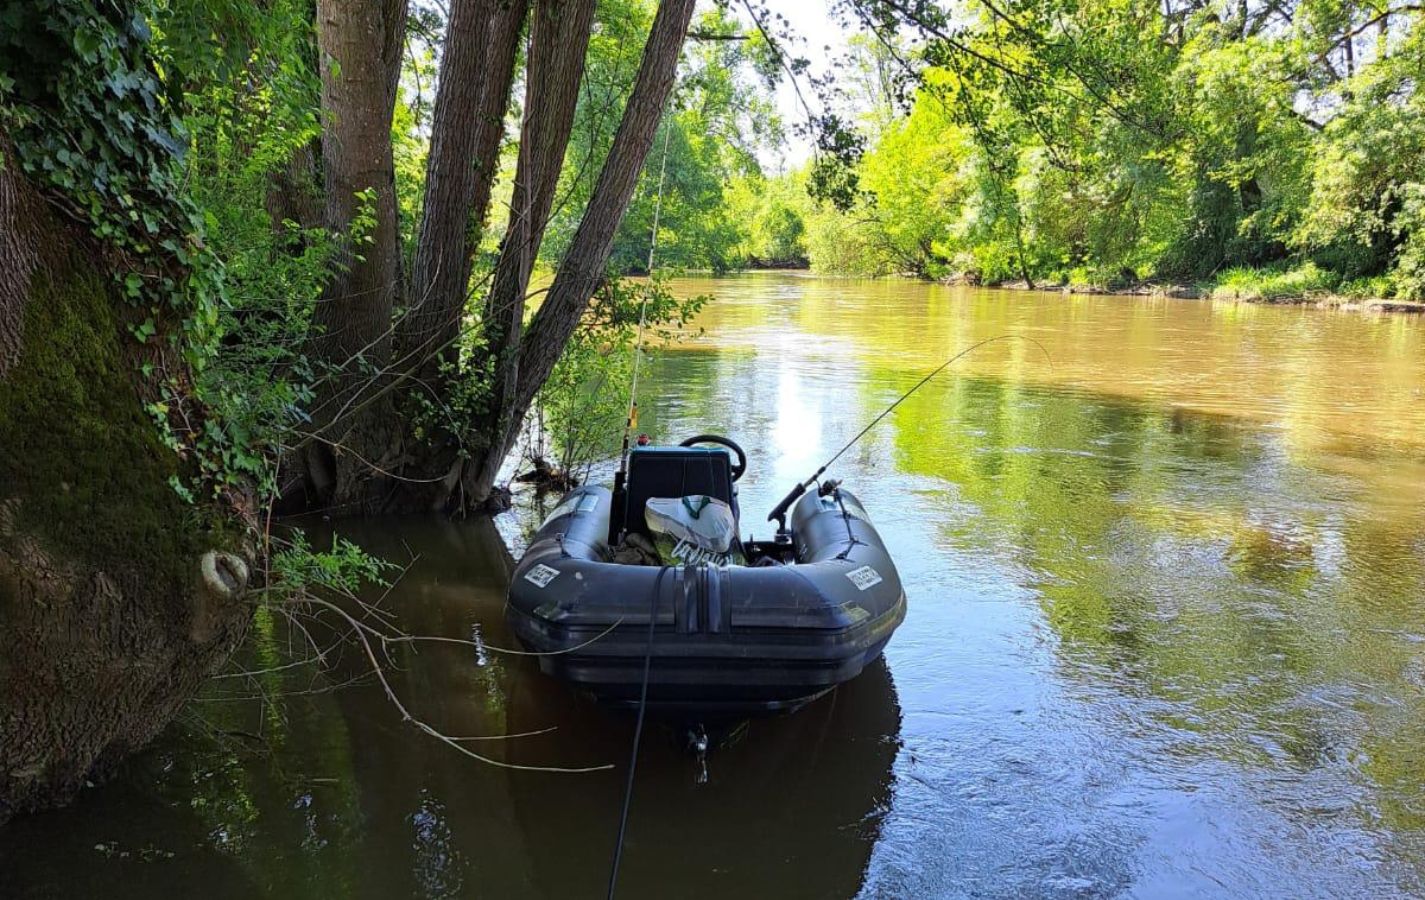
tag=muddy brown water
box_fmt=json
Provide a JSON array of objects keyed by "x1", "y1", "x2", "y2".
[{"x1": 4, "y1": 274, "x2": 1425, "y2": 898}]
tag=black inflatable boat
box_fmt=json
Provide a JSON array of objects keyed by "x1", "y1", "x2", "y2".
[{"x1": 506, "y1": 436, "x2": 906, "y2": 717}]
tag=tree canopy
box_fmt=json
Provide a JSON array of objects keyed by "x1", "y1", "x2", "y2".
[{"x1": 765, "y1": 0, "x2": 1425, "y2": 298}]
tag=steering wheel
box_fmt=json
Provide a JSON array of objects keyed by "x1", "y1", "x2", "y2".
[{"x1": 679, "y1": 434, "x2": 747, "y2": 481}]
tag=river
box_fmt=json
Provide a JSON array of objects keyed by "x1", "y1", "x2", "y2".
[{"x1": 4, "y1": 273, "x2": 1425, "y2": 898}]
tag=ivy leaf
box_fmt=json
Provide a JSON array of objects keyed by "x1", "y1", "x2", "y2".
[
  {"x1": 72, "y1": 30, "x2": 100, "y2": 63},
  {"x1": 129, "y1": 11, "x2": 151, "y2": 42},
  {"x1": 167, "y1": 475, "x2": 194, "y2": 504}
]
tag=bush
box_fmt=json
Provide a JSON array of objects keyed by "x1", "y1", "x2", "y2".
[{"x1": 1208, "y1": 263, "x2": 1338, "y2": 301}]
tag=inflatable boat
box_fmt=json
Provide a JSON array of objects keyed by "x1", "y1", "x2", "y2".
[{"x1": 506, "y1": 436, "x2": 906, "y2": 717}]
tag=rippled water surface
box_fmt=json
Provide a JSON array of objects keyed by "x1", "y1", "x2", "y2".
[{"x1": 5, "y1": 274, "x2": 1425, "y2": 898}]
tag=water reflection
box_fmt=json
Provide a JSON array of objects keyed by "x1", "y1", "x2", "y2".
[
  {"x1": 4, "y1": 273, "x2": 1425, "y2": 897},
  {"x1": 0, "y1": 516, "x2": 900, "y2": 899}
]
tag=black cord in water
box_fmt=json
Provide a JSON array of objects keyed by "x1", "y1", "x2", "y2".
[
  {"x1": 832, "y1": 489, "x2": 864, "y2": 560},
  {"x1": 606, "y1": 565, "x2": 670, "y2": 900}
]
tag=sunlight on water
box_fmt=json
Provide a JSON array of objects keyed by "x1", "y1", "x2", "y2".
[{"x1": 4, "y1": 274, "x2": 1424, "y2": 898}]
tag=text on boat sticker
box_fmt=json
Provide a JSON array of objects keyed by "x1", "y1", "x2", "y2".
[
  {"x1": 524, "y1": 563, "x2": 561, "y2": 588},
  {"x1": 576, "y1": 494, "x2": 600, "y2": 513},
  {"x1": 846, "y1": 565, "x2": 883, "y2": 591}
]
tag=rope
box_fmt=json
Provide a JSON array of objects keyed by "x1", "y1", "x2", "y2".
[
  {"x1": 832, "y1": 488, "x2": 864, "y2": 560},
  {"x1": 606, "y1": 565, "x2": 670, "y2": 899}
]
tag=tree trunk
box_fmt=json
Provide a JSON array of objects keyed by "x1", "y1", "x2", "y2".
[
  {"x1": 479, "y1": 0, "x2": 597, "y2": 474},
  {"x1": 0, "y1": 152, "x2": 252, "y2": 824},
  {"x1": 312, "y1": 0, "x2": 407, "y2": 368},
  {"x1": 465, "y1": 0, "x2": 697, "y2": 502},
  {"x1": 265, "y1": 140, "x2": 324, "y2": 234},
  {"x1": 404, "y1": 0, "x2": 528, "y2": 383},
  {"x1": 294, "y1": 0, "x2": 694, "y2": 513},
  {"x1": 302, "y1": 0, "x2": 410, "y2": 512}
]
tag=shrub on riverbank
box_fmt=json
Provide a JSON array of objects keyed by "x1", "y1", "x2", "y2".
[{"x1": 1208, "y1": 264, "x2": 1339, "y2": 302}]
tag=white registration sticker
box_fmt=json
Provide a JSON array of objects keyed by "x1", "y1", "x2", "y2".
[
  {"x1": 576, "y1": 494, "x2": 600, "y2": 513},
  {"x1": 846, "y1": 565, "x2": 883, "y2": 591},
  {"x1": 524, "y1": 563, "x2": 561, "y2": 588}
]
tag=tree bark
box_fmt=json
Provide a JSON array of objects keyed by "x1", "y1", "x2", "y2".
[
  {"x1": 312, "y1": 0, "x2": 407, "y2": 367},
  {"x1": 303, "y1": 0, "x2": 410, "y2": 511},
  {"x1": 404, "y1": 0, "x2": 527, "y2": 382},
  {"x1": 264, "y1": 140, "x2": 324, "y2": 234},
  {"x1": 466, "y1": 0, "x2": 696, "y2": 501},
  {"x1": 293, "y1": 0, "x2": 693, "y2": 513},
  {"x1": 0, "y1": 150, "x2": 252, "y2": 824},
  {"x1": 479, "y1": 0, "x2": 597, "y2": 473}
]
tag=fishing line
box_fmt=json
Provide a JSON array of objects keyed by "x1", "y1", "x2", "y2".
[
  {"x1": 612, "y1": 116, "x2": 675, "y2": 545},
  {"x1": 768, "y1": 333, "x2": 1054, "y2": 530}
]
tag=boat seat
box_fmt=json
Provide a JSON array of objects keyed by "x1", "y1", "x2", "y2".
[{"x1": 614, "y1": 446, "x2": 738, "y2": 544}]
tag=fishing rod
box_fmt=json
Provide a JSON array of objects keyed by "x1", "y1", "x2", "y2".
[
  {"x1": 610, "y1": 119, "x2": 674, "y2": 544},
  {"x1": 767, "y1": 334, "x2": 1052, "y2": 533}
]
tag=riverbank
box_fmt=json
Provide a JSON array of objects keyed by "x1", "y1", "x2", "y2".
[
  {"x1": 956, "y1": 264, "x2": 1425, "y2": 314},
  {"x1": 723, "y1": 264, "x2": 1425, "y2": 314}
]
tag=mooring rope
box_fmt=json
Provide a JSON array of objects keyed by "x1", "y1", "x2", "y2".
[
  {"x1": 606, "y1": 109, "x2": 678, "y2": 900},
  {"x1": 606, "y1": 564, "x2": 671, "y2": 899}
]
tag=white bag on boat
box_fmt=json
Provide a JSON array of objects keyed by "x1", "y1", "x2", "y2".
[{"x1": 645, "y1": 495, "x2": 738, "y2": 565}]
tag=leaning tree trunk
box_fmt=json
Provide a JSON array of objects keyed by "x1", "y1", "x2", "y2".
[
  {"x1": 405, "y1": 0, "x2": 528, "y2": 386},
  {"x1": 465, "y1": 0, "x2": 697, "y2": 502},
  {"x1": 478, "y1": 0, "x2": 597, "y2": 486},
  {"x1": 0, "y1": 153, "x2": 253, "y2": 824}
]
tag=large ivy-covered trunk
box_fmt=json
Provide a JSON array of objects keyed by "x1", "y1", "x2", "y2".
[{"x1": 0, "y1": 157, "x2": 251, "y2": 824}]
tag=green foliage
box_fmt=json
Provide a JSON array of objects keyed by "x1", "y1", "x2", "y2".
[
  {"x1": 172, "y1": 0, "x2": 333, "y2": 497},
  {"x1": 803, "y1": 195, "x2": 891, "y2": 275},
  {"x1": 0, "y1": 0, "x2": 327, "y2": 503},
  {"x1": 1295, "y1": 22, "x2": 1425, "y2": 298},
  {"x1": 0, "y1": 0, "x2": 221, "y2": 357},
  {"x1": 0, "y1": 0, "x2": 390, "y2": 598},
  {"x1": 545, "y1": 4, "x2": 783, "y2": 274},
  {"x1": 727, "y1": 172, "x2": 809, "y2": 267},
  {"x1": 807, "y1": 0, "x2": 1425, "y2": 299},
  {"x1": 539, "y1": 0, "x2": 654, "y2": 266},
  {"x1": 531, "y1": 276, "x2": 706, "y2": 473},
  {"x1": 271, "y1": 531, "x2": 395, "y2": 594},
  {"x1": 1209, "y1": 263, "x2": 1338, "y2": 301}
]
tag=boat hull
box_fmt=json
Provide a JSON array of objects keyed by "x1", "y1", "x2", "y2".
[{"x1": 506, "y1": 485, "x2": 906, "y2": 717}]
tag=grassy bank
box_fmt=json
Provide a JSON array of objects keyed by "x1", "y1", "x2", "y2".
[
  {"x1": 1206, "y1": 264, "x2": 1422, "y2": 312},
  {"x1": 972, "y1": 263, "x2": 1425, "y2": 314}
]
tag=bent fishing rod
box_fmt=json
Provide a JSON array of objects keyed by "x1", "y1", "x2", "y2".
[{"x1": 767, "y1": 334, "x2": 1052, "y2": 533}]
